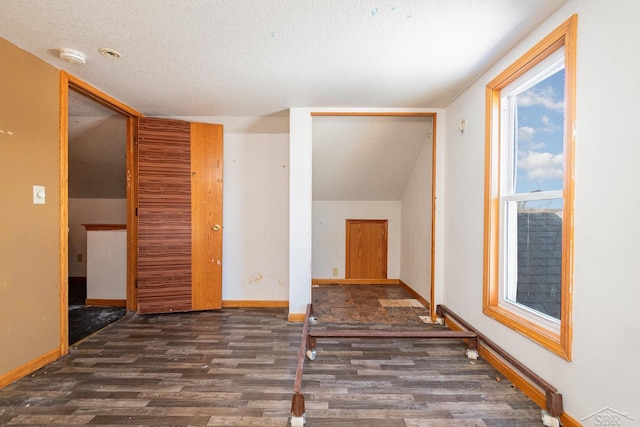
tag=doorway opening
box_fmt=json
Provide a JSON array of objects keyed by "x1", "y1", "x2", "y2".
[
  {"x1": 66, "y1": 89, "x2": 127, "y2": 344},
  {"x1": 60, "y1": 72, "x2": 141, "y2": 354},
  {"x1": 310, "y1": 112, "x2": 436, "y2": 317}
]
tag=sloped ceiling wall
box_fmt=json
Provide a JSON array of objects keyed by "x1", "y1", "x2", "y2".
[
  {"x1": 68, "y1": 90, "x2": 126, "y2": 199},
  {"x1": 312, "y1": 115, "x2": 432, "y2": 201}
]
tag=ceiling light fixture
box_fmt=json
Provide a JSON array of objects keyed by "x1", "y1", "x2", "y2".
[
  {"x1": 98, "y1": 48, "x2": 121, "y2": 59},
  {"x1": 58, "y1": 48, "x2": 87, "y2": 65}
]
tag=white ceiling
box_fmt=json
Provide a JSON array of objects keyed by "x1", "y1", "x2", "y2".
[
  {"x1": 0, "y1": 0, "x2": 568, "y2": 200},
  {"x1": 0, "y1": 0, "x2": 567, "y2": 116}
]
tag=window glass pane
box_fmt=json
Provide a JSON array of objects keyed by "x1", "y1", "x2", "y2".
[
  {"x1": 508, "y1": 199, "x2": 562, "y2": 320},
  {"x1": 514, "y1": 69, "x2": 565, "y2": 194}
]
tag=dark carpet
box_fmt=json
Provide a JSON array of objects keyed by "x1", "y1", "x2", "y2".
[
  {"x1": 67, "y1": 277, "x2": 127, "y2": 344},
  {"x1": 68, "y1": 305, "x2": 127, "y2": 344}
]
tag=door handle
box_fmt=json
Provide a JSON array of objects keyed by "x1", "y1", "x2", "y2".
[{"x1": 212, "y1": 224, "x2": 221, "y2": 232}]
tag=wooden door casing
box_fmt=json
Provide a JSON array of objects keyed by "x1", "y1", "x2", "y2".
[{"x1": 345, "y1": 219, "x2": 388, "y2": 279}]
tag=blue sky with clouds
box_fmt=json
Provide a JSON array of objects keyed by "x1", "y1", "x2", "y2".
[{"x1": 515, "y1": 69, "x2": 565, "y2": 194}]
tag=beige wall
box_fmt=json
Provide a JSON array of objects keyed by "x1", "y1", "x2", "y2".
[{"x1": 0, "y1": 38, "x2": 61, "y2": 376}]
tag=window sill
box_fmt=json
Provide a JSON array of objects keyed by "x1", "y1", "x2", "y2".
[{"x1": 483, "y1": 304, "x2": 570, "y2": 360}]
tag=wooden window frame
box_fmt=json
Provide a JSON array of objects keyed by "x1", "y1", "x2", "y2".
[{"x1": 483, "y1": 15, "x2": 577, "y2": 360}]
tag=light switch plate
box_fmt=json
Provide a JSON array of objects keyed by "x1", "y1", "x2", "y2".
[{"x1": 33, "y1": 185, "x2": 45, "y2": 204}]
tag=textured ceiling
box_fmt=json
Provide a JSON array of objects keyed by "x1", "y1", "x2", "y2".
[
  {"x1": 0, "y1": 0, "x2": 567, "y2": 116},
  {"x1": 1, "y1": 0, "x2": 568, "y2": 201}
]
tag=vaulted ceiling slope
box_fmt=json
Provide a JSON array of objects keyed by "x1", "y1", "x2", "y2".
[
  {"x1": 313, "y1": 115, "x2": 432, "y2": 201},
  {"x1": 67, "y1": 90, "x2": 127, "y2": 199},
  {"x1": 0, "y1": 0, "x2": 567, "y2": 116}
]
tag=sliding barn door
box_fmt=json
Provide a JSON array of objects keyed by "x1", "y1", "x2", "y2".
[{"x1": 137, "y1": 117, "x2": 223, "y2": 314}]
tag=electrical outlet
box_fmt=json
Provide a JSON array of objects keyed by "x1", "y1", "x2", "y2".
[{"x1": 332, "y1": 268, "x2": 339, "y2": 277}]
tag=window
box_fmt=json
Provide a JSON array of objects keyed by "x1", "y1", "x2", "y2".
[{"x1": 484, "y1": 15, "x2": 576, "y2": 360}]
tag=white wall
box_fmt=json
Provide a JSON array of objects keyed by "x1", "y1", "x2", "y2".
[
  {"x1": 167, "y1": 116, "x2": 291, "y2": 303},
  {"x1": 86, "y1": 229, "x2": 126, "y2": 300},
  {"x1": 289, "y1": 109, "x2": 314, "y2": 314},
  {"x1": 312, "y1": 201, "x2": 401, "y2": 278},
  {"x1": 68, "y1": 198, "x2": 126, "y2": 277},
  {"x1": 400, "y1": 139, "x2": 432, "y2": 300},
  {"x1": 443, "y1": 0, "x2": 640, "y2": 422},
  {"x1": 222, "y1": 133, "x2": 290, "y2": 301}
]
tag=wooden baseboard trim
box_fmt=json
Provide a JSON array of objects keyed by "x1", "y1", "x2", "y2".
[
  {"x1": 445, "y1": 319, "x2": 579, "y2": 426},
  {"x1": 447, "y1": 318, "x2": 545, "y2": 404},
  {"x1": 312, "y1": 278, "x2": 400, "y2": 285},
  {"x1": 398, "y1": 280, "x2": 430, "y2": 309},
  {"x1": 559, "y1": 411, "x2": 582, "y2": 427},
  {"x1": 222, "y1": 300, "x2": 289, "y2": 308},
  {"x1": 85, "y1": 299, "x2": 126, "y2": 307},
  {"x1": 288, "y1": 313, "x2": 306, "y2": 322},
  {"x1": 0, "y1": 347, "x2": 60, "y2": 389},
  {"x1": 479, "y1": 342, "x2": 580, "y2": 426}
]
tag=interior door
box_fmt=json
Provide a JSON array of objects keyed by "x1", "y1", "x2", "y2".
[
  {"x1": 345, "y1": 219, "x2": 388, "y2": 279},
  {"x1": 191, "y1": 122, "x2": 223, "y2": 310},
  {"x1": 137, "y1": 117, "x2": 223, "y2": 314}
]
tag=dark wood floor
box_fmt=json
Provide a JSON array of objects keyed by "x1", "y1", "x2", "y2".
[{"x1": 0, "y1": 285, "x2": 542, "y2": 426}]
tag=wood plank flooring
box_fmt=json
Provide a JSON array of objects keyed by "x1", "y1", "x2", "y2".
[{"x1": 0, "y1": 285, "x2": 543, "y2": 426}]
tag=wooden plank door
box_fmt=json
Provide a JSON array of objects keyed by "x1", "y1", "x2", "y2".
[
  {"x1": 137, "y1": 117, "x2": 223, "y2": 314},
  {"x1": 345, "y1": 219, "x2": 388, "y2": 279}
]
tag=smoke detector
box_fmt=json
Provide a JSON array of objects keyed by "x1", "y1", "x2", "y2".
[{"x1": 58, "y1": 48, "x2": 87, "y2": 65}]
